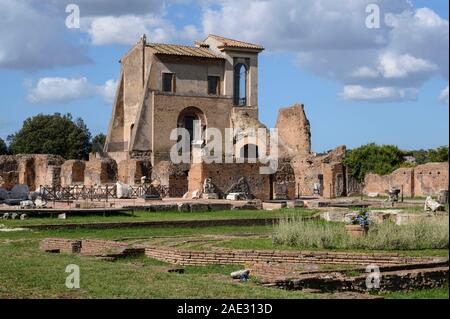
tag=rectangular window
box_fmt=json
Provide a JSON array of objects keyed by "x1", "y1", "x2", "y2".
[
  {"x1": 162, "y1": 73, "x2": 175, "y2": 92},
  {"x1": 208, "y1": 76, "x2": 220, "y2": 95}
]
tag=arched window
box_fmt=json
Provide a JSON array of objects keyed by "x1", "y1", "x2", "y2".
[
  {"x1": 240, "y1": 144, "x2": 259, "y2": 159},
  {"x1": 234, "y1": 63, "x2": 247, "y2": 106}
]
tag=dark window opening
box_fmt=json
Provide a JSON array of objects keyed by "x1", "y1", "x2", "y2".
[
  {"x1": 162, "y1": 73, "x2": 175, "y2": 92},
  {"x1": 208, "y1": 76, "x2": 220, "y2": 95},
  {"x1": 234, "y1": 63, "x2": 247, "y2": 106},
  {"x1": 240, "y1": 144, "x2": 259, "y2": 159}
]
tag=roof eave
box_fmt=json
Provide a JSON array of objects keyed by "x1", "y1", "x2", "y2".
[{"x1": 216, "y1": 45, "x2": 265, "y2": 53}]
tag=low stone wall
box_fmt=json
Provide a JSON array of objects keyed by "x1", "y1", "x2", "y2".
[
  {"x1": 40, "y1": 238, "x2": 144, "y2": 258},
  {"x1": 143, "y1": 246, "x2": 432, "y2": 266},
  {"x1": 40, "y1": 238, "x2": 82, "y2": 254}
]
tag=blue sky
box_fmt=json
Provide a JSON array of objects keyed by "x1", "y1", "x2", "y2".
[{"x1": 0, "y1": 0, "x2": 448, "y2": 152}]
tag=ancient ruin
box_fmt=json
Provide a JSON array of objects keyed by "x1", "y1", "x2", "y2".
[{"x1": 0, "y1": 35, "x2": 448, "y2": 203}]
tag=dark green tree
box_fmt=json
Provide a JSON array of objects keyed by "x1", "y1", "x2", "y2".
[
  {"x1": 410, "y1": 149, "x2": 429, "y2": 165},
  {"x1": 428, "y1": 146, "x2": 449, "y2": 163},
  {"x1": 91, "y1": 133, "x2": 107, "y2": 153},
  {"x1": 0, "y1": 137, "x2": 8, "y2": 155},
  {"x1": 343, "y1": 143, "x2": 407, "y2": 182},
  {"x1": 7, "y1": 113, "x2": 91, "y2": 160}
]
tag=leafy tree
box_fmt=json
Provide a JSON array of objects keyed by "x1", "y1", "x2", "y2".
[
  {"x1": 0, "y1": 138, "x2": 8, "y2": 155},
  {"x1": 410, "y1": 149, "x2": 429, "y2": 165},
  {"x1": 91, "y1": 133, "x2": 107, "y2": 153},
  {"x1": 411, "y1": 146, "x2": 449, "y2": 164},
  {"x1": 8, "y1": 113, "x2": 91, "y2": 160},
  {"x1": 343, "y1": 143, "x2": 407, "y2": 182},
  {"x1": 428, "y1": 146, "x2": 449, "y2": 163}
]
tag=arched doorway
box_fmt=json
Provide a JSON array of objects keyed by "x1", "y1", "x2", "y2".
[{"x1": 177, "y1": 107, "x2": 207, "y2": 145}]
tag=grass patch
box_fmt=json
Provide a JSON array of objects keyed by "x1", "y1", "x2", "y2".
[
  {"x1": 381, "y1": 286, "x2": 449, "y2": 299},
  {"x1": 273, "y1": 218, "x2": 449, "y2": 251},
  {"x1": 0, "y1": 237, "x2": 317, "y2": 299},
  {"x1": 0, "y1": 208, "x2": 318, "y2": 227}
]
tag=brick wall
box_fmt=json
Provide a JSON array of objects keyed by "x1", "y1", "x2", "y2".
[
  {"x1": 144, "y1": 246, "x2": 431, "y2": 266},
  {"x1": 364, "y1": 162, "x2": 448, "y2": 197},
  {"x1": 61, "y1": 160, "x2": 86, "y2": 187},
  {"x1": 40, "y1": 238, "x2": 82, "y2": 254},
  {"x1": 414, "y1": 162, "x2": 449, "y2": 197}
]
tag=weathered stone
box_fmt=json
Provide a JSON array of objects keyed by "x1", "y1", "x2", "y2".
[
  {"x1": 231, "y1": 269, "x2": 250, "y2": 279},
  {"x1": 424, "y1": 196, "x2": 445, "y2": 212},
  {"x1": 116, "y1": 181, "x2": 132, "y2": 199},
  {"x1": 190, "y1": 203, "x2": 210, "y2": 212},
  {"x1": 20, "y1": 200, "x2": 34, "y2": 208},
  {"x1": 11, "y1": 184, "x2": 29, "y2": 200},
  {"x1": 276, "y1": 104, "x2": 311, "y2": 158},
  {"x1": 0, "y1": 188, "x2": 9, "y2": 200},
  {"x1": 177, "y1": 203, "x2": 190, "y2": 212}
]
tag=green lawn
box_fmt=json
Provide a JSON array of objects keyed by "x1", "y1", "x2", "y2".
[
  {"x1": 0, "y1": 208, "x2": 318, "y2": 227},
  {"x1": 0, "y1": 217, "x2": 447, "y2": 299},
  {"x1": 381, "y1": 286, "x2": 449, "y2": 299},
  {"x1": 0, "y1": 237, "x2": 317, "y2": 299}
]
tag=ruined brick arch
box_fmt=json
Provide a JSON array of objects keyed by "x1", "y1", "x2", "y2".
[
  {"x1": 239, "y1": 144, "x2": 259, "y2": 160},
  {"x1": 177, "y1": 106, "x2": 207, "y2": 142}
]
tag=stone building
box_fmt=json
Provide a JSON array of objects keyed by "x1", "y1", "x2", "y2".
[{"x1": 104, "y1": 34, "x2": 273, "y2": 198}]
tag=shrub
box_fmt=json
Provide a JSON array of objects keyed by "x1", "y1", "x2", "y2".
[{"x1": 273, "y1": 218, "x2": 449, "y2": 251}]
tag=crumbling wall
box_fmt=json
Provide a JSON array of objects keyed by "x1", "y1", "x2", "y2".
[
  {"x1": 118, "y1": 158, "x2": 152, "y2": 185},
  {"x1": 414, "y1": 162, "x2": 448, "y2": 197},
  {"x1": 322, "y1": 162, "x2": 346, "y2": 199},
  {"x1": 151, "y1": 161, "x2": 189, "y2": 197},
  {"x1": 363, "y1": 162, "x2": 448, "y2": 197},
  {"x1": 188, "y1": 162, "x2": 271, "y2": 200},
  {"x1": 84, "y1": 158, "x2": 118, "y2": 186},
  {"x1": 61, "y1": 160, "x2": 86, "y2": 187},
  {"x1": 0, "y1": 154, "x2": 64, "y2": 190},
  {"x1": 273, "y1": 159, "x2": 296, "y2": 200},
  {"x1": 0, "y1": 155, "x2": 20, "y2": 190},
  {"x1": 276, "y1": 103, "x2": 311, "y2": 158},
  {"x1": 291, "y1": 146, "x2": 347, "y2": 198}
]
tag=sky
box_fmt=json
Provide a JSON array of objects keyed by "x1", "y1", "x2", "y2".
[{"x1": 0, "y1": 0, "x2": 448, "y2": 153}]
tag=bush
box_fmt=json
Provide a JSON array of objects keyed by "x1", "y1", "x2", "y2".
[
  {"x1": 273, "y1": 218, "x2": 449, "y2": 251},
  {"x1": 343, "y1": 143, "x2": 407, "y2": 182}
]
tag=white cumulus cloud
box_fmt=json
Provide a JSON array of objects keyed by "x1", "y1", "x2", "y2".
[
  {"x1": 439, "y1": 86, "x2": 449, "y2": 105},
  {"x1": 26, "y1": 77, "x2": 117, "y2": 104},
  {"x1": 339, "y1": 85, "x2": 418, "y2": 102},
  {"x1": 200, "y1": 0, "x2": 448, "y2": 103}
]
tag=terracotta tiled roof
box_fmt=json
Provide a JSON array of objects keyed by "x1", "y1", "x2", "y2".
[
  {"x1": 206, "y1": 34, "x2": 264, "y2": 51},
  {"x1": 147, "y1": 43, "x2": 224, "y2": 59}
]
